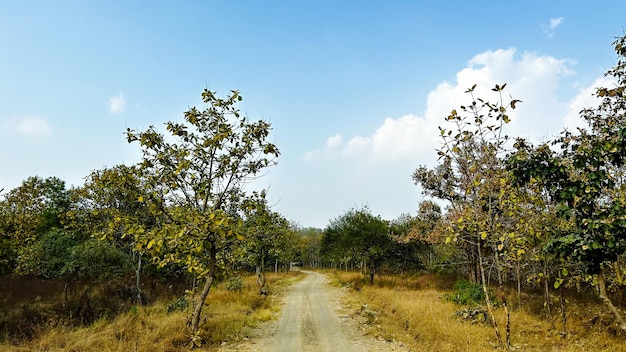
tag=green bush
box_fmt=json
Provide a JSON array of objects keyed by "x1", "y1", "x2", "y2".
[
  {"x1": 224, "y1": 276, "x2": 243, "y2": 292},
  {"x1": 166, "y1": 296, "x2": 189, "y2": 314},
  {"x1": 445, "y1": 279, "x2": 485, "y2": 305}
]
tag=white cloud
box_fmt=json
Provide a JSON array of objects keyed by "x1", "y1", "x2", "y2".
[
  {"x1": 542, "y1": 17, "x2": 564, "y2": 38},
  {"x1": 306, "y1": 48, "x2": 576, "y2": 165},
  {"x1": 8, "y1": 116, "x2": 52, "y2": 136},
  {"x1": 298, "y1": 48, "x2": 608, "y2": 226},
  {"x1": 562, "y1": 76, "x2": 616, "y2": 132},
  {"x1": 108, "y1": 93, "x2": 126, "y2": 114}
]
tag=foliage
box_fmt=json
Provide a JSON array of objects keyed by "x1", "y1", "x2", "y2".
[
  {"x1": 445, "y1": 279, "x2": 486, "y2": 305},
  {"x1": 507, "y1": 32, "x2": 626, "y2": 331},
  {"x1": 165, "y1": 296, "x2": 190, "y2": 314},
  {"x1": 322, "y1": 207, "x2": 391, "y2": 283},
  {"x1": 413, "y1": 83, "x2": 520, "y2": 349},
  {"x1": 124, "y1": 88, "x2": 279, "y2": 335},
  {"x1": 62, "y1": 239, "x2": 132, "y2": 284},
  {"x1": 224, "y1": 275, "x2": 244, "y2": 292},
  {"x1": 0, "y1": 176, "x2": 71, "y2": 274}
]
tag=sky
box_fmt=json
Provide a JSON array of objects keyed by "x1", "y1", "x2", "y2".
[{"x1": 1, "y1": 1, "x2": 625, "y2": 229}]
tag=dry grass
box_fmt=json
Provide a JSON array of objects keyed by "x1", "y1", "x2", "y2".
[
  {"x1": 0, "y1": 271, "x2": 304, "y2": 351},
  {"x1": 331, "y1": 271, "x2": 626, "y2": 352}
]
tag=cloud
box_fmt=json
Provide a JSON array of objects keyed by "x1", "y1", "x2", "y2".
[
  {"x1": 542, "y1": 17, "x2": 564, "y2": 38},
  {"x1": 7, "y1": 116, "x2": 52, "y2": 136},
  {"x1": 562, "y1": 76, "x2": 616, "y2": 132},
  {"x1": 108, "y1": 93, "x2": 126, "y2": 114},
  {"x1": 296, "y1": 48, "x2": 610, "y2": 226},
  {"x1": 306, "y1": 48, "x2": 576, "y2": 165}
]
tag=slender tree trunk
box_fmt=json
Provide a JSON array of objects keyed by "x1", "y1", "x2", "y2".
[
  {"x1": 559, "y1": 285, "x2": 567, "y2": 338},
  {"x1": 597, "y1": 270, "x2": 626, "y2": 332},
  {"x1": 614, "y1": 262, "x2": 624, "y2": 306},
  {"x1": 257, "y1": 252, "x2": 267, "y2": 295},
  {"x1": 516, "y1": 257, "x2": 521, "y2": 309},
  {"x1": 543, "y1": 264, "x2": 552, "y2": 323},
  {"x1": 275, "y1": 258, "x2": 278, "y2": 274},
  {"x1": 191, "y1": 246, "x2": 217, "y2": 334},
  {"x1": 478, "y1": 239, "x2": 504, "y2": 349},
  {"x1": 136, "y1": 253, "x2": 143, "y2": 305}
]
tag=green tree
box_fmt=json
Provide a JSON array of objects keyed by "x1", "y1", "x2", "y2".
[
  {"x1": 0, "y1": 176, "x2": 71, "y2": 274},
  {"x1": 298, "y1": 227, "x2": 323, "y2": 268},
  {"x1": 67, "y1": 165, "x2": 158, "y2": 304},
  {"x1": 507, "y1": 33, "x2": 626, "y2": 331},
  {"x1": 239, "y1": 191, "x2": 291, "y2": 294},
  {"x1": 322, "y1": 207, "x2": 391, "y2": 284},
  {"x1": 124, "y1": 89, "x2": 279, "y2": 338}
]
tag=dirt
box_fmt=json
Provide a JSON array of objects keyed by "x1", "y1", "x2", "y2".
[{"x1": 217, "y1": 271, "x2": 409, "y2": 352}]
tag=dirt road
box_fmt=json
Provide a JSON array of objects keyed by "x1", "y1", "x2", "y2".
[{"x1": 218, "y1": 271, "x2": 408, "y2": 352}]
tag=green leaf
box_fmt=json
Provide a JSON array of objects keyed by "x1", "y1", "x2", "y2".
[{"x1": 554, "y1": 278, "x2": 564, "y2": 289}]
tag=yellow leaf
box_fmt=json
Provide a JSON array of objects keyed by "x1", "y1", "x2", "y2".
[
  {"x1": 480, "y1": 232, "x2": 488, "y2": 240},
  {"x1": 138, "y1": 196, "x2": 144, "y2": 202},
  {"x1": 147, "y1": 239, "x2": 155, "y2": 249},
  {"x1": 445, "y1": 237, "x2": 452, "y2": 244}
]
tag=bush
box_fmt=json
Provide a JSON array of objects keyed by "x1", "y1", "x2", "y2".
[
  {"x1": 445, "y1": 279, "x2": 485, "y2": 305},
  {"x1": 224, "y1": 276, "x2": 243, "y2": 292},
  {"x1": 166, "y1": 296, "x2": 189, "y2": 314}
]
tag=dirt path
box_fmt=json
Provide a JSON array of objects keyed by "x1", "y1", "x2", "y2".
[{"x1": 218, "y1": 271, "x2": 408, "y2": 352}]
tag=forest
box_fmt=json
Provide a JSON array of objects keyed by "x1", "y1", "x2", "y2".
[{"x1": 1, "y1": 32, "x2": 626, "y2": 350}]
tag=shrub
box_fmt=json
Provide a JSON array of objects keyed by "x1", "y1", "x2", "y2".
[
  {"x1": 166, "y1": 296, "x2": 189, "y2": 314},
  {"x1": 224, "y1": 275, "x2": 243, "y2": 292},
  {"x1": 445, "y1": 279, "x2": 485, "y2": 305}
]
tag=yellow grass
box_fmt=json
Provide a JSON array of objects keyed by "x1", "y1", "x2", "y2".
[
  {"x1": 0, "y1": 271, "x2": 304, "y2": 351},
  {"x1": 332, "y1": 271, "x2": 626, "y2": 352}
]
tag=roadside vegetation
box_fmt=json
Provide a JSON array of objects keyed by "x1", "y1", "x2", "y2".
[
  {"x1": 0, "y1": 272, "x2": 302, "y2": 351},
  {"x1": 331, "y1": 271, "x2": 626, "y2": 351},
  {"x1": 1, "y1": 30, "x2": 626, "y2": 350}
]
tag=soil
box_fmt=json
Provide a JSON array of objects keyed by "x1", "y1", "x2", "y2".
[{"x1": 217, "y1": 271, "x2": 409, "y2": 352}]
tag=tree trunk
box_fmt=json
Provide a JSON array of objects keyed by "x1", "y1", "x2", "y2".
[
  {"x1": 190, "y1": 246, "x2": 217, "y2": 334},
  {"x1": 559, "y1": 285, "x2": 567, "y2": 338},
  {"x1": 257, "y1": 253, "x2": 267, "y2": 295},
  {"x1": 543, "y1": 264, "x2": 552, "y2": 323},
  {"x1": 516, "y1": 257, "x2": 521, "y2": 309},
  {"x1": 136, "y1": 253, "x2": 143, "y2": 305},
  {"x1": 478, "y1": 239, "x2": 504, "y2": 349},
  {"x1": 597, "y1": 269, "x2": 626, "y2": 332}
]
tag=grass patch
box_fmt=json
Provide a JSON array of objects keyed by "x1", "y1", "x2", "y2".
[
  {"x1": 331, "y1": 271, "x2": 626, "y2": 352},
  {"x1": 0, "y1": 271, "x2": 304, "y2": 351}
]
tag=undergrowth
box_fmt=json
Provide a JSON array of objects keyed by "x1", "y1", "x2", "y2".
[
  {"x1": 331, "y1": 270, "x2": 626, "y2": 352},
  {"x1": 0, "y1": 271, "x2": 304, "y2": 351}
]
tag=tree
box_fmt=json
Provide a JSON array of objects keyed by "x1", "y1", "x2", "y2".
[
  {"x1": 0, "y1": 176, "x2": 71, "y2": 274},
  {"x1": 239, "y1": 191, "x2": 290, "y2": 294},
  {"x1": 298, "y1": 227, "x2": 323, "y2": 269},
  {"x1": 67, "y1": 165, "x2": 158, "y2": 304},
  {"x1": 322, "y1": 207, "x2": 391, "y2": 284},
  {"x1": 124, "y1": 89, "x2": 279, "y2": 339},
  {"x1": 413, "y1": 84, "x2": 520, "y2": 349},
  {"x1": 388, "y1": 201, "x2": 443, "y2": 273},
  {"x1": 507, "y1": 32, "x2": 626, "y2": 331}
]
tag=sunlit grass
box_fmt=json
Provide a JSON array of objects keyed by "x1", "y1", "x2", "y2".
[
  {"x1": 332, "y1": 271, "x2": 626, "y2": 352},
  {"x1": 0, "y1": 271, "x2": 304, "y2": 351}
]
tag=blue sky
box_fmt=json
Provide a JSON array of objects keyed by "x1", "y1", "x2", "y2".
[{"x1": 1, "y1": 1, "x2": 625, "y2": 228}]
